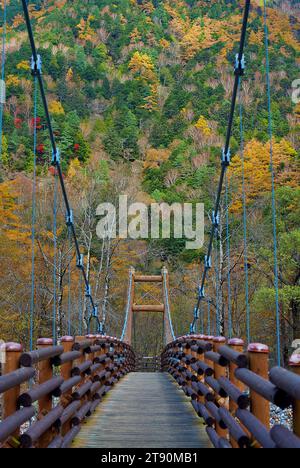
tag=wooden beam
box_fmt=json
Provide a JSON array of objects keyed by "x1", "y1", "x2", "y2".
[
  {"x1": 132, "y1": 304, "x2": 164, "y2": 313},
  {"x1": 134, "y1": 275, "x2": 162, "y2": 283}
]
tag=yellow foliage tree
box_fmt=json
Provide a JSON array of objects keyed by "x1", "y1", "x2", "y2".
[
  {"x1": 229, "y1": 138, "x2": 299, "y2": 212},
  {"x1": 195, "y1": 115, "x2": 212, "y2": 137},
  {"x1": 17, "y1": 60, "x2": 30, "y2": 71},
  {"x1": 67, "y1": 158, "x2": 81, "y2": 179},
  {"x1": 49, "y1": 100, "x2": 65, "y2": 115},
  {"x1": 130, "y1": 27, "x2": 142, "y2": 44},
  {"x1": 129, "y1": 51, "x2": 156, "y2": 82},
  {"x1": 144, "y1": 147, "x2": 171, "y2": 169},
  {"x1": 77, "y1": 16, "x2": 95, "y2": 42},
  {"x1": 129, "y1": 52, "x2": 158, "y2": 111},
  {"x1": 6, "y1": 75, "x2": 21, "y2": 87}
]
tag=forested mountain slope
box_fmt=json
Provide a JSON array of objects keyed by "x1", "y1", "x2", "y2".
[{"x1": 0, "y1": 0, "x2": 299, "y2": 360}]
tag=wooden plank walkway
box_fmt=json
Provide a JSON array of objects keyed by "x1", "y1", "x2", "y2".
[{"x1": 73, "y1": 373, "x2": 212, "y2": 448}]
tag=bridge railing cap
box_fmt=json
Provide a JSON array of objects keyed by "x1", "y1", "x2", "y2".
[
  {"x1": 248, "y1": 343, "x2": 269, "y2": 354},
  {"x1": 228, "y1": 338, "x2": 244, "y2": 346},
  {"x1": 4, "y1": 342, "x2": 23, "y2": 352},
  {"x1": 60, "y1": 336, "x2": 74, "y2": 343},
  {"x1": 37, "y1": 338, "x2": 53, "y2": 346},
  {"x1": 289, "y1": 354, "x2": 300, "y2": 367},
  {"x1": 214, "y1": 336, "x2": 227, "y2": 343}
]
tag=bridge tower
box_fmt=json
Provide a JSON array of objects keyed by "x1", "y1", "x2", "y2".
[{"x1": 122, "y1": 267, "x2": 174, "y2": 347}]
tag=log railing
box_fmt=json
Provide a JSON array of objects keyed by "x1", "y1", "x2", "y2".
[
  {"x1": 0, "y1": 336, "x2": 135, "y2": 448},
  {"x1": 161, "y1": 335, "x2": 300, "y2": 449}
]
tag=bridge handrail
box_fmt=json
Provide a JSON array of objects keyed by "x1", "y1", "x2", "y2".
[
  {"x1": 0, "y1": 337, "x2": 135, "y2": 448},
  {"x1": 161, "y1": 336, "x2": 300, "y2": 449}
]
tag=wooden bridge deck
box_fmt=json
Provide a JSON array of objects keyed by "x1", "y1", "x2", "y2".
[{"x1": 73, "y1": 373, "x2": 211, "y2": 448}]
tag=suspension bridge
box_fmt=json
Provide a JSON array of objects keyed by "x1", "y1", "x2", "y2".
[{"x1": 0, "y1": 0, "x2": 299, "y2": 449}]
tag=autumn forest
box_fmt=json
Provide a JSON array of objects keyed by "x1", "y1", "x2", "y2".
[{"x1": 0, "y1": 0, "x2": 299, "y2": 362}]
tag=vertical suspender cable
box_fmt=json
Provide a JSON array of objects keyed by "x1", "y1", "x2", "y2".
[
  {"x1": 263, "y1": 0, "x2": 281, "y2": 366},
  {"x1": 225, "y1": 174, "x2": 232, "y2": 338},
  {"x1": 53, "y1": 176, "x2": 58, "y2": 344},
  {"x1": 207, "y1": 300, "x2": 211, "y2": 336},
  {"x1": 67, "y1": 227, "x2": 71, "y2": 336},
  {"x1": 215, "y1": 243, "x2": 220, "y2": 335},
  {"x1": 78, "y1": 274, "x2": 83, "y2": 336},
  {"x1": 0, "y1": 0, "x2": 7, "y2": 162},
  {"x1": 30, "y1": 76, "x2": 38, "y2": 351},
  {"x1": 239, "y1": 81, "x2": 251, "y2": 344}
]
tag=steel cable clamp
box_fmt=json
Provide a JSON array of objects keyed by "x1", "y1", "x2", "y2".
[
  {"x1": 66, "y1": 209, "x2": 74, "y2": 227},
  {"x1": 51, "y1": 148, "x2": 60, "y2": 165},
  {"x1": 31, "y1": 55, "x2": 42, "y2": 76},
  {"x1": 234, "y1": 53, "x2": 245, "y2": 76}
]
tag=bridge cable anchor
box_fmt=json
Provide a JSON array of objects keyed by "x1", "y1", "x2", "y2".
[
  {"x1": 85, "y1": 284, "x2": 91, "y2": 298},
  {"x1": 51, "y1": 148, "x2": 60, "y2": 165},
  {"x1": 234, "y1": 53, "x2": 246, "y2": 76},
  {"x1": 221, "y1": 148, "x2": 231, "y2": 167},
  {"x1": 66, "y1": 210, "x2": 74, "y2": 227},
  {"x1": 76, "y1": 253, "x2": 84, "y2": 269},
  {"x1": 205, "y1": 255, "x2": 212, "y2": 270},
  {"x1": 31, "y1": 55, "x2": 42, "y2": 76},
  {"x1": 198, "y1": 286, "x2": 205, "y2": 299},
  {"x1": 212, "y1": 211, "x2": 220, "y2": 229}
]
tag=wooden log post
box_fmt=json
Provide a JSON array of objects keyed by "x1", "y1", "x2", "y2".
[
  {"x1": 60, "y1": 336, "x2": 74, "y2": 436},
  {"x1": 3, "y1": 343, "x2": 23, "y2": 447},
  {"x1": 247, "y1": 343, "x2": 270, "y2": 445},
  {"x1": 228, "y1": 338, "x2": 246, "y2": 448},
  {"x1": 196, "y1": 337, "x2": 206, "y2": 405},
  {"x1": 213, "y1": 337, "x2": 228, "y2": 439},
  {"x1": 289, "y1": 353, "x2": 300, "y2": 438},
  {"x1": 75, "y1": 336, "x2": 88, "y2": 393},
  {"x1": 37, "y1": 338, "x2": 54, "y2": 448}
]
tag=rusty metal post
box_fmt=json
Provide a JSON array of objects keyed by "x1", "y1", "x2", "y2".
[
  {"x1": 213, "y1": 337, "x2": 228, "y2": 438},
  {"x1": 248, "y1": 343, "x2": 270, "y2": 434},
  {"x1": 37, "y1": 338, "x2": 54, "y2": 448},
  {"x1": 3, "y1": 343, "x2": 23, "y2": 444},
  {"x1": 289, "y1": 353, "x2": 300, "y2": 438}
]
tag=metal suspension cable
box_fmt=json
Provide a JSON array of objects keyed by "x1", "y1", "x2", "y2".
[
  {"x1": 0, "y1": 0, "x2": 7, "y2": 162},
  {"x1": 225, "y1": 174, "x2": 232, "y2": 339},
  {"x1": 263, "y1": 0, "x2": 281, "y2": 366},
  {"x1": 21, "y1": 0, "x2": 98, "y2": 326},
  {"x1": 191, "y1": 0, "x2": 251, "y2": 333},
  {"x1": 29, "y1": 76, "x2": 38, "y2": 351},
  {"x1": 239, "y1": 81, "x2": 251, "y2": 344}
]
